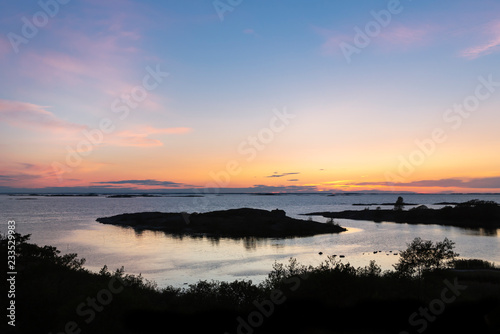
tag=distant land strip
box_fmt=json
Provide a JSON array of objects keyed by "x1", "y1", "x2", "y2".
[{"x1": 305, "y1": 200, "x2": 500, "y2": 229}]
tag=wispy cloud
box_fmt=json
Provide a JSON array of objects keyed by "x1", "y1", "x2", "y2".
[
  {"x1": 378, "y1": 24, "x2": 434, "y2": 48},
  {"x1": 460, "y1": 21, "x2": 500, "y2": 59},
  {"x1": 266, "y1": 172, "x2": 300, "y2": 178},
  {"x1": 318, "y1": 17, "x2": 500, "y2": 60},
  {"x1": 17, "y1": 6, "x2": 146, "y2": 92},
  {"x1": 0, "y1": 99, "x2": 85, "y2": 133},
  {"x1": 0, "y1": 174, "x2": 40, "y2": 183},
  {"x1": 0, "y1": 98, "x2": 191, "y2": 150},
  {"x1": 0, "y1": 175, "x2": 16, "y2": 182},
  {"x1": 316, "y1": 23, "x2": 435, "y2": 56},
  {"x1": 0, "y1": 162, "x2": 67, "y2": 186},
  {"x1": 21, "y1": 47, "x2": 132, "y2": 88}
]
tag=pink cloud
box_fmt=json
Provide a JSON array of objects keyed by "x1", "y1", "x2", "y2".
[
  {"x1": 460, "y1": 21, "x2": 500, "y2": 59},
  {"x1": 378, "y1": 24, "x2": 433, "y2": 47},
  {"x1": 461, "y1": 38, "x2": 500, "y2": 59},
  {"x1": 0, "y1": 161, "x2": 76, "y2": 187},
  {"x1": 0, "y1": 99, "x2": 86, "y2": 133},
  {"x1": 20, "y1": 44, "x2": 131, "y2": 87},
  {"x1": 9, "y1": 5, "x2": 170, "y2": 125},
  {"x1": 18, "y1": 10, "x2": 144, "y2": 89},
  {"x1": 17, "y1": 162, "x2": 52, "y2": 173},
  {"x1": 315, "y1": 23, "x2": 435, "y2": 56},
  {"x1": 58, "y1": 26, "x2": 141, "y2": 57},
  {"x1": 0, "y1": 99, "x2": 190, "y2": 148},
  {"x1": 21, "y1": 52, "x2": 90, "y2": 86}
]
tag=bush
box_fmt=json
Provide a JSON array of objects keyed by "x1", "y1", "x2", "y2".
[
  {"x1": 393, "y1": 237, "x2": 459, "y2": 278},
  {"x1": 357, "y1": 260, "x2": 382, "y2": 277},
  {"x1": 262, "y1": 257, "x2": 310, "y2": 289},
  {"x1": 453, "y1": 258, "x2": 497, "y2": 270},
  {"x1": 457, "y1": 199, "x2": 498, "y2": 208}
]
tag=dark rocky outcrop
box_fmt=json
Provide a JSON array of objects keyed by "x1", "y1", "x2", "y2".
[
  {"x1": 305, "y1": 200, "x2": 500, "y2": 228},
  {"x1": 352, "y1": 202, "x2": 418, "y2": 206},
  {"x1": 97, "y1": 208, "x2": 346, "y2": 238}
]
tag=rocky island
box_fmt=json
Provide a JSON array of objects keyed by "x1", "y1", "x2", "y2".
[
  {"x1": 97, "y1": 208, "x2": 347, "y2": 238},
  {"x1": 305, "y1": 200, "x2": 500, "y2": 229}
]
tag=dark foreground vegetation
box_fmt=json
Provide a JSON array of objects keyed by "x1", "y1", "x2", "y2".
[
  {"x1": 307, "y1": 199, "x2": 500, "y2": 229},
  {"x1": 1, "y1": 234, "x2": 499, "y2": 334},
  {"x1": 97, "y1": 208, "x2": 346, "y2": 237}
]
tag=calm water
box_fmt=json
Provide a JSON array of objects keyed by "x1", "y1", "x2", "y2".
[{"x1": 1, "y1": 193, "x2": 499, "y2": 288}]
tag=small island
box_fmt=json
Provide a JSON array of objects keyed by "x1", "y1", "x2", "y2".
[
  {"x1": 305, "y1": 199, "x2": 500, "y2": 229},
  {"x1": 96, "y1": 208, "x2": 346, "y2": 238}
]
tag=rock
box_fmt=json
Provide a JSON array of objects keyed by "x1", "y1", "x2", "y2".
[
  {"x1": 271, "y1": 209, "x2": 286, "y2": 217},
  {"x1": 96, "y1": 208, "x2": 347, "y2": 238}
]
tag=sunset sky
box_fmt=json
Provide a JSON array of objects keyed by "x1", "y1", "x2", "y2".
[{"x1": 1, "y1": 0, "x2": 500, "y2": 193}]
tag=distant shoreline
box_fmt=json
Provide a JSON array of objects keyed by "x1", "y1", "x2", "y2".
[{"x1": 3, "y1": 191, "x2": 500, "y2": 196}]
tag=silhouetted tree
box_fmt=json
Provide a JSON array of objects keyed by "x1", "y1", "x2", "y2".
[
  {"x1": 394, "y1": 196, "x2": 405, "y2": 211},
  {"x1": 394, "y1": 237, "x2": 458, "y2": 279}
]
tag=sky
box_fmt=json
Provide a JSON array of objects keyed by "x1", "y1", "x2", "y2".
[{"x1": 1, "y1": 0, "x2": 500, "y2": 193}]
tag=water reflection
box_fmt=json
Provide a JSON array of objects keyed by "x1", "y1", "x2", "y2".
[
  {"x1": 125, "y1": 226, "x2": 320, "y2": 250},
  {"x1": 196, "y1": 236, "x2": 288, "y2": 251},
  {"x1": 3, "y1": 193, "x2": 500, "y2": 289},
  {"x1": 208, "y1": 237, "x2": 220, "y2": 247},
  {"x1": 242, "y1": 237, "x2": 264, "y2": 250},
  {"x1": 462, "y1": 227, "x2": 499, "y2": 237}
]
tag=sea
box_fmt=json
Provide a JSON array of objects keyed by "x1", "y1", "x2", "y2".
[{"x1": 1, "y1": 193, "x2": 499, "y2": 288}]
